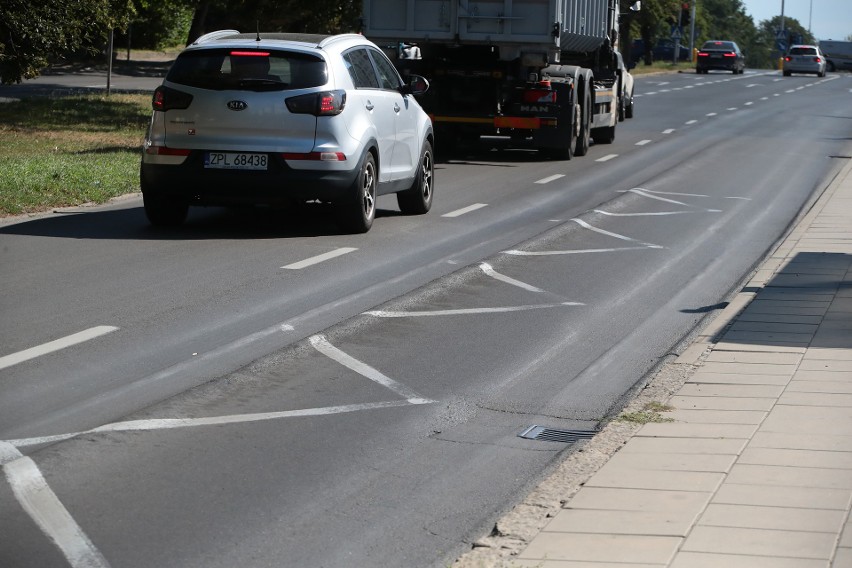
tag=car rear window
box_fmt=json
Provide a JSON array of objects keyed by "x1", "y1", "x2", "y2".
[
  {"x1": 789, "y1": 47, "x2": 817, "y2": 55},
  {"x1": 166, "y1": 48, "x2": 327, "y2": 91},
  {"x1": 702, "y1": 41, "x2": 735, "y2": 50}
]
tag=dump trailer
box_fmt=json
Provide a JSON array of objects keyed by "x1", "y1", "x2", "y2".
[{"x1": 361, "y1": 0, "x2": 629, "y2": 159}]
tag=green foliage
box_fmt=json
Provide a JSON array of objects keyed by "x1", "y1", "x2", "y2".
[
  {"x1": 185, "y1": 0, "x2": 362, "y2": 44},
  {"x1": 0, "y1": 0, "x2": 135, "y2": 84},
  {"x1": 120, "y1": 2, "x2": 194, "y2": 50},
  {"x1": 0, "y1": 94, "x2": 149, "y2": 216}
]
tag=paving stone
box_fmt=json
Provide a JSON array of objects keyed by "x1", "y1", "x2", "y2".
[
  {"x1": 760, "y1": 405, "x2": 852, "y2": 436},
  {"x1": 602, "y1": 451, "x2": 736, "y2": 473},
  {"x1": 565, "y1": 487, "x2": 712, "y2": 513},
  {"x1": 544, "y1": 509, "x2": 699, "y2": 537},
  {"x1": 833, "y1": 547, "x2": 852, "y2": 568},
  {"x1": 696, "y1": 362, "x2": 797, "y2": 375},
  {"x1": 688, "y1": 372, "x2": 791, "y2": 385},
  {"x1": 670, "y1": 551, "x2": 827, "y2": 568},
  {"x1": 712, "y1": 483, "x2": 852, "y2": 510},
  {"x1": 800, "y1": 359, "x2": 852, "y2": 372},
  {"x1": 726, "y1": 463, "x2": 852, "y2": 489},
  {"x1": 704, "y1": 351, "x2": 803, "y2": 364},
  {"x1": 750, "y1": 432, "x2": 852, "y2": 452},
  {"x1": 780, "y1": 391, "x2": 852, "y2": 406},
  {"x1": 669, "y1": 395, "x2": 775, "y2": 411},
  {"x1": 637, "y1": 422, "x2": 757, "y2": 439},
  {"x1": 667, "y1": 409, "x2": 766, "y2": 424},
  {"x1": 676, "y1": 383, "x2": 785, "y2": 398},
  {"x1": 584, "y1": 466, "x2": 724, "y2": 492},
  {"x1": 518, "y1": 533, "x2": 682, "y2": 564},
  {"x1": 787, "y1": 381, "x2": 852, "y2": 394},
  {"x1": 680, "y1": 525, "x2": 837, "y2": 559},
  {"x1": 739, "y1": 447, "x2": 852, "y2": 469},
  {"x1": 617, "y1": 437, "x2": 746, "y2": 455},
  {"x1": 712, "y1": 341, "x2": 807, "y2": 353},
  {"x1": 697, "y1": 503, "x2": 847, "y2": 532}
]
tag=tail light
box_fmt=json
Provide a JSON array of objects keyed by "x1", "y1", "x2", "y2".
[
  {"x1": 286, "y1": 90, "x2": 346, "y2": 116},
  {"x1": 697, "y1": 52, "x2": 709, "y2": 57},
  {"x1": 152, "y1": 86, "x2": 193, "y2": 111},
  {"x1": 785, "y1": 56, "x2": 792, "y2": 62},
  {"x1": 814, "y1": 57, "x2": 823, "y2": 62},
  {"x1": 523, "y1": 81, "x2": 556, "y2": 103},
  {"x1": 723, "y1": 52, "x2": 736, "y2": 58}
]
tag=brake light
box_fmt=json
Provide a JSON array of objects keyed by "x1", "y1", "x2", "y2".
[
  {"x1": 814, "y1": 57, "x2": 822, "y2": 62},
  {"x1": 281, "y1": 152, "x2": 346, "y2": 161},
  {"x1": 697, "y1": 52, "x2": 709, "y2": 57},
  {"x1": 523, "y1": 85, "x2": 556, "y2": 103},
  {"x1": 230, "y1": 51, "x2": 270, "y2": 57},
  {"x1": 152, "y1": 86, "x2": 193, "y2": 111},
  {"x1": 723, "y1": 52, "x2": 736, "y2": 57},
  {"x1": 785, "y1": 56, "x2": 792, "y2": 62},
  {"x1": 286, "y1": 90, "x2": 346, "y2": 116},
  {"x1": 145, "y1": 145, "x2": 191, "y2": 156}
]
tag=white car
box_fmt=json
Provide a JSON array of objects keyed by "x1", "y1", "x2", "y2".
[
  {"x1": 141, "y1": 31, "x2": 434, "y2": 232},
  {"x1": 615, "y1": 51, "x2": 634, "y2": 121},
  {"x1": 783, "y1": 45, "x2": 827, "y2": 77}
]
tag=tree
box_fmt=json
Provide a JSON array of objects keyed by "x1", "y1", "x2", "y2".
[
  {"x1": 0, "y1": 0, "x2": 134, "y2": 84},
  {"x1": 184, "y1": 0, "x2": 361, "y2": 45}
]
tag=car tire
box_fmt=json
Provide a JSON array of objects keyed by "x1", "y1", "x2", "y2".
[
  {"x1": 337, "y1": 151, "x2": 376, "y2": 233},
  {"x1": 783, "y1": 70, "x2": 791, "y2": 76},
  {"x1": 141, "y1": 172, "x2": 189, "y2": 227},
  {"x1": 397, "y1": 140, "x2": 434, "y2": 215},
  {"x1": 625, "y1": 94, "x2": 634, "y2": 119}
]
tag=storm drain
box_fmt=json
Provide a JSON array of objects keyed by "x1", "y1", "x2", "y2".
[{"x1": 518, "y1": 425, "x2": 597, "y2": 443}]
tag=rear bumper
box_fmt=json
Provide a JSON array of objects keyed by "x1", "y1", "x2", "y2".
[{"x1": 140, "y1": 151, "x2": 360, "y2": 205}]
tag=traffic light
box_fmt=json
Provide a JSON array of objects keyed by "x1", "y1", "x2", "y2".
[{"x1": 681, "y1": 3, "x2": 690, "y2": 27}]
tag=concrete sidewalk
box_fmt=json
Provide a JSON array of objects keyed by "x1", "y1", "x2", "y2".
[{"x1": 503, "y1": 157, "x2": 852, "y2": 567}]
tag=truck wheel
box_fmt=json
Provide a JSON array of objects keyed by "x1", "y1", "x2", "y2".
[
  {"x1": 574, "y1": 89, "x2": 590, "y2": 157},
  {"x1": 337, "y1": 151, "x2": 376, "y2": 233},
  {"x1": 397, "y1": 140, "x2": 433, "y2": 215}
]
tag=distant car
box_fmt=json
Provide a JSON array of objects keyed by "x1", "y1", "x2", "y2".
[
  {"x1": 615, "y1": 51, "x2": 634, "y2": 121},
  {"x1": 783, "y1": 45, "x2": 827, "y2": 77},
  {"x1": 141, "y1": 31, "x2": 435, "y2": 233},
  {"x1": 696, "y1": 40, "x2": 745, "y2": 74}
]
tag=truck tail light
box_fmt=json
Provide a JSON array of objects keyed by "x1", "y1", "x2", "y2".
[
  {"x1": 523, "y1": 81, "x2": 556, "y2": 103},
  {"x1": 152, "y1": 86, "x2": 193, "y2": 111},
  {"x1": 286, "y1": 90, "x2": 346, "y2": 116}
]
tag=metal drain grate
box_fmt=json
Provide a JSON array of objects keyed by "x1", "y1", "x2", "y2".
[{"x1": 518, "y1": 425, "x2": 597, "y2": 443}]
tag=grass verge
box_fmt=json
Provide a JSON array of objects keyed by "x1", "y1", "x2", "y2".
[{"x1": 0, "y1": 94, "x2": 150, "y2": 216}]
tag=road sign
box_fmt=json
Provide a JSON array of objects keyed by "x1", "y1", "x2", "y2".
[{"x1": 670, "y1": 25, "x2": 682, "y2": 40}]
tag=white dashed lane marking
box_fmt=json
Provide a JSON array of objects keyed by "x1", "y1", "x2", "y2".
[
  {"x1": 0, "y1": 326, "x2": 119, "y2": 371},
  {"x1": 443, "y1": 203, "x2": 488, "y2": 218},
  {"x1": 282, "y1": 247, "x2": 357, "y2": 269}
]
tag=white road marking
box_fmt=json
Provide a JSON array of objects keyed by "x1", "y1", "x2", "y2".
[
  {"x1": 365, "y1": 303, "x2": 583, "y2": 318},
  {"x1": 662, "y1": 129, "x2": 675, "y2": 134},
  {"x1": 624, "y1": 188, "x2": 722, "y2": 212},
  {"x1": 685, "y1": 120, "x2": 698, "y2": 125},
  {"x1": 480, "y1": 263, "x2": 544, "y2": 293},
  {"x1": 727, "y1": 107, "x2": 738, "y2": 110},
  {"x1": 0, "y1": 326, "x2": 118, "y2": 371},
  {"x1": 746, "y1": 84, "x2": 758, "y2": 88},
  {"x1": 594, "y1": 209, "x2": 688, "y2": 217},
  {"x1": 2, "y1": 442, "x2": 109, "y2": 568},
  {"x1": 282, "y1": 247, "x2": 357, "y2": 269},
  {"x1": 309, "y1": 335, "x2": 430, "y2": 402},
  {"x1": 744, "y1": 101, "x2": 754, "y2": 105},
  {"x1": 706, "y1": 113, "x2": 717, "y2": 117},
  {"x1": 623, "y1": 188, "x2": 709, "y2": 198},
  {"x1": 596, "y1": 154, "x2": 618, "y2": 162},
  {"x1": 572, "y1": 218, "x2": 662, "y2": 248},
  {"x1": 504, "y1": 246, "x2": 652, "y2": 256},
  {"x1": 443, "y1": 203, "x2": 487, "y2": 218},
  {"x1": 4, "y1": 401, "x2": 431, "y2": 449},
  {"x1": 760, "y1": 97, "x2": 768, "y2": 100},
  {"x1": 636, "y1": 140, "x2": 652, "y2": 146},
  {"x1": 535, "y1": 174, "x2": 565, "y2": 184},
  {"x1": 645, "y1": 91, "x2": 657, "y2": 95}
]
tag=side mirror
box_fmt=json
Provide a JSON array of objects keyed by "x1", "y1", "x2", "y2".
[{"x1": 401, "y1": 74, "x2": 430, "y2": 95}]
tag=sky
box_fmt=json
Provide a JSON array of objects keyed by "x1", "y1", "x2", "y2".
[{"x1": 739, "y1": 0, "x2": 851, "y2": 41}]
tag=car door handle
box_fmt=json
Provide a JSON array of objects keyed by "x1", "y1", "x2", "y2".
[
  {"x1": 393, "y1": 103, "x2": 400, "y2": 113},
  {"x1": 365, "y1": 101, "x2": 374, "y2": 111}
]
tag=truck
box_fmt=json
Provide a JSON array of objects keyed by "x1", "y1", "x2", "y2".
[
  {"x1": 818, "y1": 40, "x2": 852, "y2": 72},
  {"x1": 360, "y1": 0, "x2": 636, "y2": 160}
]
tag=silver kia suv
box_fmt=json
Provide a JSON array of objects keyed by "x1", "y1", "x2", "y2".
[{"x1": 141, "y1": 31, "x2": 434, "y2": 233}]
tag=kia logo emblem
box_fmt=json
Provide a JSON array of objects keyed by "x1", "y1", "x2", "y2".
[{"x1": 227, "y1": 100, "x2": 248, "y2": 111}]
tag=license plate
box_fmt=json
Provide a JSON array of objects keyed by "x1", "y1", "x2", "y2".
[{"x1": 205, "y1": 152, "x2": 268, "y2": 170}]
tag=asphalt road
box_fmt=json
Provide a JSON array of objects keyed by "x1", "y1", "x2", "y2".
[{"x1": 1, "y1": 68, "x2": 851, "y2": 568}]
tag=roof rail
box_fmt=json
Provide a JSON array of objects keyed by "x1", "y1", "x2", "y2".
[{"x1": 192, "y1": 30, "x2": 240, "y2": 45}]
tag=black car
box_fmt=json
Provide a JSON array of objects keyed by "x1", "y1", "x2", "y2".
[{"x1": 696, "y1": 40, "x2": 745, "y2": 74}]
